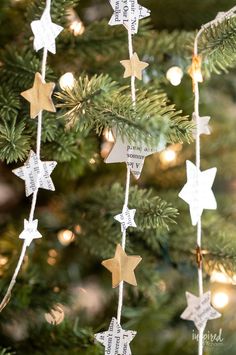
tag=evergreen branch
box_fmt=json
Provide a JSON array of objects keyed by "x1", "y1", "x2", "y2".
[
  {"x1": 56, "y1": 74, "x2": 191, "y2": 145},
  {"x1": 199, "y1": 17, "x2": 236, "y2": 75}
]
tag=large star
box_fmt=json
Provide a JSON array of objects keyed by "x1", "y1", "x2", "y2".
[
  {"x1": 21, "y1": 72, "x2": 56, "y2": 119},
  {"x1": 12, "y1": 150, "x2": 57, "y2": 197},
  {"x1": 102, "y1": 244, "x2": 142, "y2": 288},
  {"x1": 114, "y1": 207, "x2": 137, "y2": 232},
  {"x1": 31, "y1": 8, "x2": 63, "y2": 54},
  {"x1": 109, "y1": 0, "x2": 150, "y2": 34},
  {"x1": 181, "y1": 291, "x2": 221, "y2": 331},
  {"x1": 19, "y1": 219, "x2": 42, "y2": 247},
  {"x1": 192, "y1": 112, "x2": 211, "y2": 138},
  {"x1": 120, "y1": 53, "x2": 149, "y2": 80},
  {"x1": 179, "y1": 160, "x2": 217, "y2": 226},
  {"x1": 94, "y1": 317, "x2": 136, "y2": 355},
  {"x1": 105, "y1": 131, "x2": 166, "y2": 179}
]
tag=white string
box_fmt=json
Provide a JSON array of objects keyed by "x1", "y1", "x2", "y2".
[
  {"x1": 192, "y1": 8, "x2": 236, "y2": 352},
  {"x1": 117, "y1": 3, "x2": 135, "y2": 324},
  {"x1": 0, "y1": 3, "x2": 50, "y2": 312}
]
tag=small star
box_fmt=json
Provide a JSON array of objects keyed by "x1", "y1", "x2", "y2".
[
  {"x1": 179, "y1": 160, "x2": 217, "y2": 226},
  {"x1": 19, "y1": 219, "x2": 42, "y2": 247},
  {"x1": 192, "y1": 112, "x2": 211, "y2": 138},
  {"x1": 102, "y1": 244, "x2": 142, "y2": 288},
  {"x1": 94, "y1": 317, "x2": 136, "y2": 355},
  {"x1": 109, "y1": 0, "x2": 150, "y2": 34},
  {"x1": 12, "y1": 150, "x2": 57, "y2": 197},
  {"x1": 181, "y1": 291, "x2": 221, "y2": 331},
  {"x1": 105, "y1": 130, "x2": 166, "y2": 179},
  {"x1": 114, "y1": 207, "x2": 137, "y2": 232},
  {"x1": 21, "y1": 72, "x2": 56, "y2": 119},
  {"x1": 31, "y1": 8, "x2": 63, "y2": 54},
  {"x1": 120, "y1": 53, "x2": 149, "y2": 80}
]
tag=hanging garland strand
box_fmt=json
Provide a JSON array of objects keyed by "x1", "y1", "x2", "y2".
[
  {"x1": 179, "y1": 7, "x2": 236, "y2": 355},
  {"x1": 0, "y1": 0, "x2": 63, "y2": 312}
]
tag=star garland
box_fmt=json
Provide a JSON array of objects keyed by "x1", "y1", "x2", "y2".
[
  {"x1": 0, "y1": 0, "x2": 63, "y2": 312},
  {"x1": 178, "y1": 7, "x2": 236, "y2": 355}
]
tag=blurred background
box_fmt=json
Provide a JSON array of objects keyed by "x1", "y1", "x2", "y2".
[{"x1": 1, "y1": 0, "x2": 236, "y2": 354}]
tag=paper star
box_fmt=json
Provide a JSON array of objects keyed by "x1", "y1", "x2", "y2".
[
  {"x1": 105, "y1": 130, "x2": 166, "y2": 179},
  {"x1": 19, "y1": 219, "x2": 42, "y2": 247},
  {"x1": 95, "y1": 317, "x2": 136, "y2": 355},
  {"x1": 21, "y1": 72, "x2": 56, "y2": 119},
  {"x1": 102, "y1": 244, "x2": 142, "y2": 288},
  {"x1": 179, "y1": 160, "x2": 217, "y2": 226},
  {"x1": 109, "y1": 0, "x2": 150, "y2": 34},
  {"x1": 114, "y1": 207, "x2": 137, "y2": 232},
  {"x1": 192, "y1": 112, "x2": 211, "y2": 138},
  {"x1": 120, "y1": 53, "x2": 149, "y2": 80},
  {"x1": 181, "y1": 291, "x2": 221, "y2": 331},
  {"x1": 12, "y1": 150, "x2": 57, "y2": 197},
  {"x1": 31, "y1": 8, "x2": 63, "y2": 54}
]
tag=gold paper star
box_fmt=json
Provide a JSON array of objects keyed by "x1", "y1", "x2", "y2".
[
  {"x1": 120, "y1": 53, "x2": 149, "y2": 80},
  {"x1": 102, "y1": 244, "x2": 142, "y2": 288},
  {"x1": 21, "y1": 72, "x2": 56, "y2": 118}
]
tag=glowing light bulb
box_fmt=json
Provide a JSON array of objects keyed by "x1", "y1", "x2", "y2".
[
  {"x1": 166, "y1": 66, "x2": 183, "y2": 86},
  {"x1": 45, "y1": 304, "x2": 64, "y2": 325},
  {"x1": 160, "y1": 148, "x2": 176, "y2": 163},
  {"x1": 57, "y1": 229, "x2": 75, "y2": 246},
  {"x1": 212, "y1": 291, "x2": 229, "y2": 309},
  {"x1": 103, "y1": 128, "x2": 115, "y2": 143},
  {"x1": 70, "y1": 20, "x2": 85, "y2": 36},
  {"x1": 211, "y1": 271, "x2": 231, "y2": 284},
  {"x1": 59, "y1": 72, "x2": 75, "y2": 90}
]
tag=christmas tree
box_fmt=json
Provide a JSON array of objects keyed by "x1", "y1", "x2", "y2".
[{"x1": 1, "y1": 0, "x2": 236, "y2": 354}]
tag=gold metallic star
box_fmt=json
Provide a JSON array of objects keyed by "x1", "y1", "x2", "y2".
[
  {"x1": 21, "y1": 72, "x2": 56, "y2": 118},
  {"x1": 102, "y1": 244, "x2": 142, "y2": 288},
  {"x1": 120, "y1": 53, "x2": 149, "y2": 80}
]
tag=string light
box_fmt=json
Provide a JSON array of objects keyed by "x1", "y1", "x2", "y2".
[
  {"x1": 67, "y1": 9, "x2": 85, "y2": 36},
  {"x1": 212, "y1": 291, "x2": 229, "y2": 309},
  {"x1": 210, "y1": 270, "x2": 233, "y2": 284},
  {"x1": 59, "y1": 72, "x2": 75, "y2": 90},
  {"x1": 44, "y1": 304, "x2": 64, "y2": 325},
  {"x1": 160, "y1": 148, "x2": 176, "y2": 163},
  {"x1": 103, "y1": 128, "x2": 115, "y2": 143},
  {"x1": 166, "y1": 66, "x2": 183, "y2": 86},
  {"x1": 57, "y1": 229, "x2": 75, "y2": 246}
]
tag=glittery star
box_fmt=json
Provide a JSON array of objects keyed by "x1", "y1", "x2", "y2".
[
  {"x1": 109, "y1": 0, "x2": 150, "y2": 34},
  {"x1": 114, "y1": 207, "x2": 137, "y2": 232},
  {"x1": 179, "y1": 160, "x2": 217, "y2": 226},
  {"x1": 102, "y1": 244, "x2": 142, "y2": 288},
  {"x1": 21, "y1": 72, "x2": 56, "y2": 119},
  {"x1": 12, "y1": 150, "x2": 57, "y2": 197},
  {"x1": 95, "y1": 317, "x2": 136, "y2": 355},
  {"x1": 192, "y1": 112, "x2": 211, "y2": 138},
  {"x1": 31, "y1": 8, "x2": 63, "y2": 54},
  {"x1": 181, "y1": 291, "x2": 221, "y2": 331},
  {"x1": 120, "y1": 53, "x2": 149, "y2": 80},
  {"x1": 19, "y1": 219, "x2": 42, "y2": 247}
]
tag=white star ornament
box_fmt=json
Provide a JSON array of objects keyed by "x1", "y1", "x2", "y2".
[
  {"x1": 19, "y1": 219, "x2": 42, "y2": 247},
  {"x1": 94, "y1": 317, "x2": 136, "y2": 355},
  {"x1": 109, "y1": 0, "x2": 150, "y2": 34},
  {"x1": 12, "y1": 150, "x2": 57, "y2": 197},
  {"x1": 31, "y1": 8, "x2": 63, "y2": 54},
  {"x1": 179, "y1": 160, "x2": 217, "y2": 226},
  {"x1": 181, "y1": 291, "x2": 221, "y2": 331}
]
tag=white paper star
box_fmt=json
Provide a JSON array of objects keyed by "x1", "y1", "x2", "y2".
[
  {"x1": 181, "y1": 291, "x2": 221, "y2": 331},
  {"x1": 94, "y1": 317, "x2": 136, "y2": 355},
  {"x1": 19, "y1": 219, "x2": 42, "y2": 247},
  {"x1": 114, "y1": 207, "x2": 137, "y2": 232},
  {"x1": 192, "y1": 112, "x2": 211, "y2": 138},
  {"x1": 105, "y1": 131, "x2": 166, "y2": 179},
  {"x1": 31, "y1": 8, "x2": 63, "y2": 54},
  {"x1": 109, "y1": 0, "x2": 150, "y2": 34},
  {"x1": 179, "y1": 160, "x2": 217, "y2": 226},
  {"x1": 12, "y1": 150, "x2": 57, "y2": 197}
]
